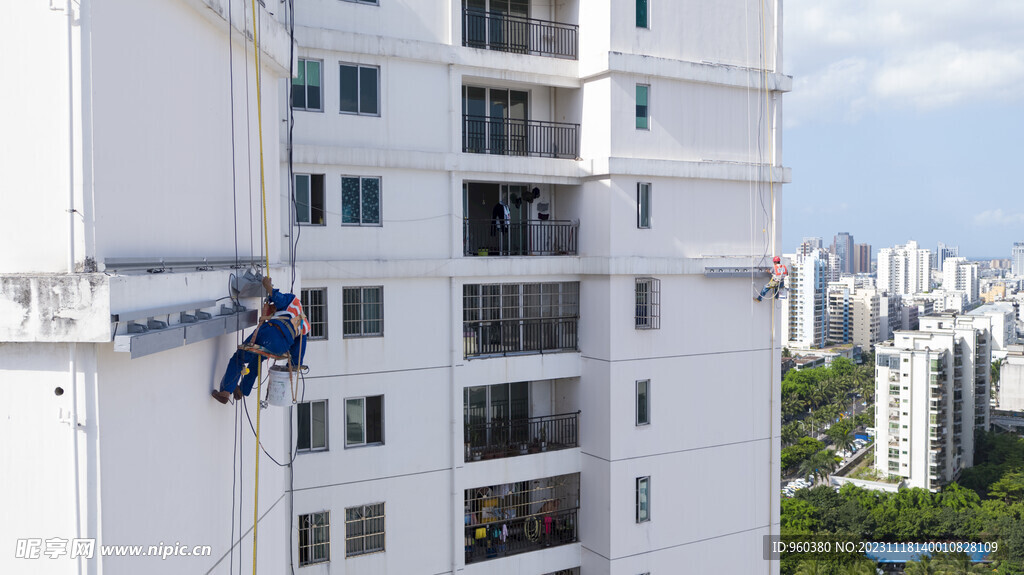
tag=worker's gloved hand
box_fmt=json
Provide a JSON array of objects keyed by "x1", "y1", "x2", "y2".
[{"x1": 262, "y1": 276, "x2": 273, "y2": 293}]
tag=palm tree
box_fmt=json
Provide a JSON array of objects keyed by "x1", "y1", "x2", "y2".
[
  {"x1": 838, "y1": 559, "x2": 878, "y2": 575},
  {"x1": 904, "y1": 555, "x2": 939, "y2": 575},
  {"x1": 794, "y1": 559, "x2": 830, "y2": 575},
  {"x1": 933, "y1": 551, "x2": 993, "y2": 574}
]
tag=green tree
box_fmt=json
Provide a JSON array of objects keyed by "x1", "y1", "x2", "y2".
[
  {"x1": 794, "y1": 559, "x2": 832, "y2": 575},
  {"x1": 989, "y1": 471, "x2": 1024, "y2": 504},
  {"x1": 837, "y1": 559, "x2": 877, "y2": 575},
  {"x1": 781, "y1": 498, "x2": 821, "y2": 532},
  {"x1": 905, "y1": 554, "x2": 940, "y2": 575},
  {"x1": 934, "y1": 551, "x2": 994, "y2": 574}
]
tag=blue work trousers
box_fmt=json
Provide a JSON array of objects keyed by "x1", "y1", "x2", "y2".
[{"x1": 218, "y1": 319, "x2": 307, "y2": 396}]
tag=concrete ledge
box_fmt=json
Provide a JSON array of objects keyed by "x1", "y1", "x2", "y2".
[{"x1": 0, "y1": 274, "x2": 110, "y2": 342}]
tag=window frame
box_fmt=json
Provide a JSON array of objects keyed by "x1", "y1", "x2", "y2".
[
  {"x1": 345, "y1": 395, "x2": 385, "y2": 448},
  {"x1": 298, "y1": 511, "x2": 331, "y2": 566},
  {"x1": 301, "y1": 287, "x2": 329, "y2": 340},
  {"x1": 636, "y1": 379, "x2": 650, "y2": 426},
  {"x1": 635, "y1": 277, "x2": 661, "y2": 330},
  {"x1": 297, "y1": 399, "x2": 329, "y2": 453},
  {"x1": 342, "y1": 286, "x2": 384, "y2": 338},
  {"x1": 345, "y1": 503, "x2": 386, "y2": 557},
  {"x1": 292, "y1": 58, "x2": 323, "y2": 112},
  {"x1": 341, "y1": 175, "x2": 382, "y2": 227},
  {"x1": 342, "y1": 0, "x2": 379, "y2": 4},
  {"x1": 637, "y1": 182, "x2": 651, "y2": 229},
  {"x1": 339, "y1": 63, "x2": 381, "y2": 117},
  {"x1": 294, "y1": 173, "x2": 326, "y2": 226},
  {"x1": 636, "y1": 476, "x2": 651, "y2": 523},
  {"x1": 635, "y1": 84, "x2": 650, "y2": 130},
  {"x1": 636, "y1": 0, "x2": 649, "y2": 28}
]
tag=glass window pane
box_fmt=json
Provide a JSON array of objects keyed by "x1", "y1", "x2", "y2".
[
  {"x1": 307, "y1": 61, "x2": 322, "y2": 110},
  {"x1": 362, "y1": 178, "x2": 380, "y2": 224},
  {"x1": 638, "y1": 183, "x2": 650, "y2": 228},
  {"x1": 340, "y1": 65, "x2": 359, "y2": 113},
  {"x1": 297, "y1": 402, "x2": 311, "y2": 450},
  {"x1": 295, "y1": 175, "x2": 310, "y2": 224},
  {"x1": 637, "y1": 477, "x2": 650, "y2": 521},
  {"x1": 311, "y1": 401, "x2": 327, "y2": 449},
  {"x1": 636, "y1": 85, "x2": 649, "y2": 129},
  {"x1": 636, "y1": 0, "x2": 648, "y2": 28},
  {"x1": 346, "y1": 398, "x2": 365, "y2": 445},
  {"x1": 637, "y1": 380, "x2": 649, "y2": 424},
  {"x1": 342, "y1": 177, "x2": 361, "y2": 224},
  {"x1": 359, "y1": 67, "x2": 379, "y2": 115},
  {"x1": 366, "y1": 395, "x2": 383, "y2": 444}
]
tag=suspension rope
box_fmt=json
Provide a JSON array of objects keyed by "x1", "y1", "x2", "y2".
[{"x1": 248, "y1": 0, "x2": 271, "y2": 571}]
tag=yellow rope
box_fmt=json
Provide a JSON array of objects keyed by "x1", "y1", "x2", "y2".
[{"x1": 248, "y1": 0, "x2": 270, "y2": 571}]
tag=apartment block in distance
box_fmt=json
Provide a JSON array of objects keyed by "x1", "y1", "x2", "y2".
[{"x1": 874, "y1": 314, "x2": 992, "y2": 490}]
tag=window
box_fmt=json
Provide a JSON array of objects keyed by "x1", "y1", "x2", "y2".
[
  {"x1": 343, "y1": 286, "x2": 383, "y2": 337},
  {"x1": 346, "y1": 396, "x2": 384, "y2": 447},
  {"x1": 342, "y1": 0, "x2": 378, "y2": 4},
  {"x1": 292, "y1": 59, "x2": 322, "y2": 111},
  {"x1": 635, "y1": 277, "x2": 661, "y2": 329},
  {"x1": 636, "y1": 380, "x2": 650, "y2": 425},
  {"x1": 637, "y1": 182, "x2": 651, "y2": 229},
  {"x1": 636, "y1": 84, "x2": 649, "y2": 129},
  {"x1": 295, "y1": 174, "x2": 325, "y2": 225},
  {"x1": 636, "y1": 476, "x2": 650, "y2": 522},
  {"x1": 341, "y1": 176, "x2": 381, "y2": 226},
  {"x1": 297, "y1": 400, "x2": 328, "y2": 452},
  {"x1": 301, "y1": 288, "x2": 328, "y2": 340},
  {"x1": 340, "y1": 63, "x2": 380, "y2": 116},
  {"x1": 636, "y1": 0, "x2": 649, "y2": 28},
  {"x1": 345, "y1": 503, "x2": 385, "y2": 557},
  {"x1": 298, "y1": 511, "x2": 330, "y2": 565}
]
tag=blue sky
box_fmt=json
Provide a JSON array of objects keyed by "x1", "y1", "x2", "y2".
[{"x1": 781, "y1": 1, "x2": 1024, "y2": 259}]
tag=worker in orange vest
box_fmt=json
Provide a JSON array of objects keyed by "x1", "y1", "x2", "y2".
[{"x1": 755, "y1": 256, "x2": 788, "y2": 302}]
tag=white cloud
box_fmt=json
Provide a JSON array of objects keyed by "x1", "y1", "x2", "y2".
[
  {"x1": 972, "y1": 209, "x2": 1024, "y2": 227},
  {"x1": 784, "y1": 0, "x2": 1024, "y2": 125}
]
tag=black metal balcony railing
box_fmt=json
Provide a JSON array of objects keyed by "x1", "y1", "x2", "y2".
[
  {"x1": 463, "y1": 8, "x2": 578, "y2": 60},
  {"x1": 463, "y1": 115, "x2": 579, "y2": 159},
  {"x1": 464, "y1": 219, "x2": 578, "y2": 256},
  {"x1": 464, "y1": 317, "x2": 578, "y2": 358},
  {"x1": 465, "y1": 507, "x2": 578, "y2": 564},
  {"x1": 465, "y1": 411, "x2": 579, "y2": 462}
]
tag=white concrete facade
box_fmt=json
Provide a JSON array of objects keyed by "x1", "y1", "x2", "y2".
[
  {"x1": 782, "y1": 250, "x2": 826, "y2": 349},
  {"x1": 1, "y1": 1, "x2": 787, "y2": 574},
  {"x1": 942, "y1": 257, "x2": 980, "y2": 304},
  {"x1": 878, "y1": 240, "x2": 933, "y2": 297},
  {"x1": 874, "y1": 314, "x2": 992, "y2": 490}
]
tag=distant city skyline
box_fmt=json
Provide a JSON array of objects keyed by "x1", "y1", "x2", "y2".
[{"x1": 781, "y1": 1, "x2": 1024, "y2": 259}]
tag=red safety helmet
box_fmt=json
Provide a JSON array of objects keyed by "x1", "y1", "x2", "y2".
[{"x1": 773, "y1": 256, "x2": 781, "y2": 263}]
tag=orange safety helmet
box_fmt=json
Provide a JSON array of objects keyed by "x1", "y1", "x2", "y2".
[{"x1": 773, "y1": 256, "x2": 781, "y2": 263}]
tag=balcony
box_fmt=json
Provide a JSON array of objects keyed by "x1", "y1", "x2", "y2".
[
  {"x1": 463, "y1": 8, "x2": 578, "y2": 60},
  {"x1": 463, "y1": 115, "x2": 579, "y2": 159},
  {"x1": 464, "y1": 317, "x2": 578, "y2": 358},
  {"x1": 464, "y1": 219, "x2": 578, "y2": 256},
  {"x1": 465, "y1": 411, "x2": 579, "y2": 462},
  {"x1": 464, "y1": 473, "x2": 580, "y2": 564}
]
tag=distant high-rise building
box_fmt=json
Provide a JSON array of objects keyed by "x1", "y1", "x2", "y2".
[
  {"x1": 832, "y1": 232, "x2": 854, "y2": 274},
  {"x1": 801, "y1": 237, "x2": 823, "y2": 251},
  {"x1": 826, "y1": 282, "x2": 880, "y2": 347},
  {"x1": 874, "y1": 314, "x2": 992, "y2": 490},
  {"x1": 936, "y1": 242, "x2": 959, "y2": 271},
  {"x1": 942, "y1": 257, "x2": 980, "y2": 303},
  {"x1": 853, "y1": 243, "x2": 872, "y2": 274},
  {"x1": 782, "y1": 250, "x2": 827, "y2": 349},
  {"x1": 1012, "y1": 242, "x2": 1024, "y2": 276},
  {"x1": 877, "y1": 240, "x2": 932, "y2": 296}
]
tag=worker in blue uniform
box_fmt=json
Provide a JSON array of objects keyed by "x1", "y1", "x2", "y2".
[
  {"x1": 755, "y1": 256, "x2": 788, "y2": 302},
  {"x1": 212, "y1": 276, "x2": 309, "y2": 404}
]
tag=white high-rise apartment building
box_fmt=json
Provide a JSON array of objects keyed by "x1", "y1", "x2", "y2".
[
  {"x1": 782, "y1": 250, "x2": 827, "y2": 349},
  {"x1": 825, "y1": 282, "x2": 880, "y2": 348},
  {"x1": 942, "y1": 257, "x2": 980, "y2": 304},
  {"x1": 1, "y1": 1, "x2": 787, "y2": 574},
  {"x1": 874, "y1": 314, "x2": 992, "y2": 490},
  {"x1": 878, "y1": 240, "x2": 933, "y2": 296},
  {"x1": 1012, "y1": 242, "x2": 1024, "y2": 277}
]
